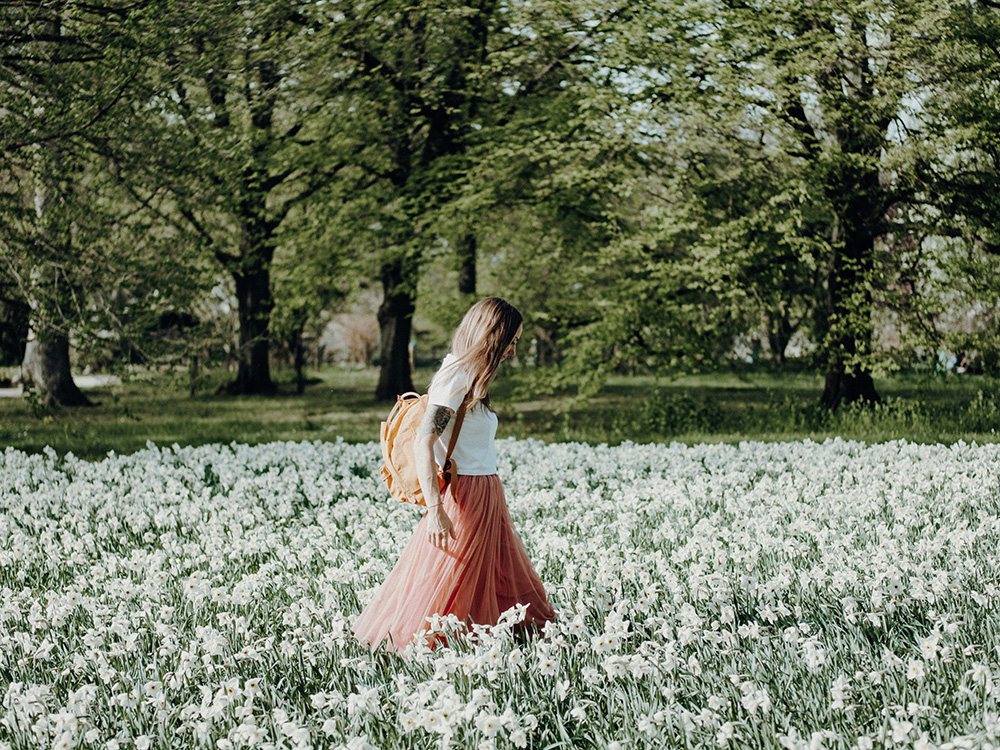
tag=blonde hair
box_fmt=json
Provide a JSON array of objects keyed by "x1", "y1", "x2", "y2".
[{"x1": 432, "y1": 297, "x2": 522, "y2": 411}]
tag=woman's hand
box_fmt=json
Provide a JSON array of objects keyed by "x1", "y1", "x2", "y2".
[
  {"x1": 426, "y1": 505, "x2": 455, "y2": 549},
  {"x1": 415, "y1": 403, "x2": 456, "y2": 550}
]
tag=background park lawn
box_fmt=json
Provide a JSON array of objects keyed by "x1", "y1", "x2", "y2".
[{"x1": 2, "y1": 366, "x2": 997, "y2": 460}]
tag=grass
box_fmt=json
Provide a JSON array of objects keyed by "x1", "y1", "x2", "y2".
[
  {"x1": 1, "y1": 364, "x2": 998, "y2": 459},
  {"x1": 518, "y1": 369, "x2": 1000, "y2": 446}
]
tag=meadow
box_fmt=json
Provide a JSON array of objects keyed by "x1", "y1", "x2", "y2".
[
  {"x1": 2, "y1": 435, "x2": 999, "y2": 749},
  {"x1": 1, "y1": 366, "x2": 999, "y2": 458},
  {"x1": 2, "y1": 367, "x2": 999, "y2": 749}
]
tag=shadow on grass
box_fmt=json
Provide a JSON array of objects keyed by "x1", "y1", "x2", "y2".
[
  {"x1": 0, "y1": 366, "x2": 400, "y2": 459},
  {"x1": 1, "y1": 366, "x2": 998, "y2": 459}
]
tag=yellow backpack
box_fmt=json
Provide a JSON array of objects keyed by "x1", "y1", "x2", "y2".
[{"x1": 379, "y1": 392, "x2": 467, "y2": 506}]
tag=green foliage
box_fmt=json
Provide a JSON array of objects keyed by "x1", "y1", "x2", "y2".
[
  {"x1": 601, "y1": 384, "x2": 1000, "y2": 444},
  {"x1": 612, "y1": 391, "x2": 725, "y2": 436},
  {"x1": 921, "y1": 1, "x2": 1000, "y2": 246},
  {"x1": 0, "y1": 0, "x2": 217, "y2": 380},
  {"x1": 0, "y1": 1, "x2": 144, "y2": 153},
  {"x1": 6, "y1": 0, "x2": 1000, "y2": 408}
]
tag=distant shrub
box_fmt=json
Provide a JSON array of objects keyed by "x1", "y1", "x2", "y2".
[
  {"x1": 958, "y1": 390, "x2": 1000, "y2": 433},
  {"x1": 611, "y1": 391, "x2": 724, "y2": 437},
  {"x1": 600, "y1": 386, "x2": 1000, "y2": 443}
]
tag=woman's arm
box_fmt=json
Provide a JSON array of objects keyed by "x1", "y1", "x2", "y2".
[{"x1": 415, "y1": 404, "x2": 456, "y2": 549}]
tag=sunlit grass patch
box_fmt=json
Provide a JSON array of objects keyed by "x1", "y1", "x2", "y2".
[{"x1": 1, "y1": 367, "x2": 998, "y2": 458}]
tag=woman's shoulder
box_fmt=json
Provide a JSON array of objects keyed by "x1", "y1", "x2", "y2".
[
  {"x1": 428, "y1": 354, "x2": 472, "y2": 406},
  {"x1": 437, "y1": 353, "x2": 473, "y2": 382}
]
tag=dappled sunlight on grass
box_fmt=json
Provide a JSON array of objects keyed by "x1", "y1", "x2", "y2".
[{"x1": 1, "y1": 366, "x2": 998, "y2": 458}]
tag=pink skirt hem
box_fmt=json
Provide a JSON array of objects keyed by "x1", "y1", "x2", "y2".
[{"x1": 352, "y1": 474, "x2": 555, "y2": 651}]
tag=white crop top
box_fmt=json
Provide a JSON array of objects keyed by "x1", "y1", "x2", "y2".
[{"x1": 426, "y1": 354, "x2": 498, "y2": 476}]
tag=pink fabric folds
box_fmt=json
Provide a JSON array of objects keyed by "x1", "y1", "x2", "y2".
[{"x1": 352, "y1": 474, "x2": 555, "y2": 652}]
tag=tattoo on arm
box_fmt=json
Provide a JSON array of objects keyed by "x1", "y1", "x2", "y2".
[
  {"x1": 419, "y1": 405, "x2": 454, "y2": 437},
  {"x1": 432, "y1": 406, "x2": 454, "y2": 435}
]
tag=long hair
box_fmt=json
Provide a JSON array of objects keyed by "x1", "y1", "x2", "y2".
[{"x1": 432, "y1": 297, "x2": 522, "y2": 411}]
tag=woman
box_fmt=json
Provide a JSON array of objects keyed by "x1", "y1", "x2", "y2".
[{"x1": 353, "y1": 297, "x2": 556, "y2": 651}]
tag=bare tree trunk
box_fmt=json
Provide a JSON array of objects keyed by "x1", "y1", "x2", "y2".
[
  {"x1": 0, "y1": 293, "x2": 29, "y2": 367},
  {"x1": 820, "y1": 184, "x2": 883, "y2": 409},
  {"x1": 766, "y1": 313, "x2": 794, "y2": 366},
  {"x1": 457, "y1": 233, "x2": 477, "y2": 296},
  {"x1": 20, "y1": 330, "x2": 91, "y2": 406},
  {"x1": 375, "y1": 258, "x2": 416, "y2": 400}
]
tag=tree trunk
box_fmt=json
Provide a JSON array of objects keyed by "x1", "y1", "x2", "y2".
[
  {"x1": 225, "y1": 259, "x2": 276, "y2": 395},
  {"x1": 0, "y1": 294, "x2": 29, "y2": 367},
  {"x1": 766, "y1": 313, "x2": 794, "y2": 366},
  {"x1": 20, "y1": 330, "x2": 91, "y2": 406},
  {"x1": 222, "y1": 196, "x2": 277, "y2": 395},
  {"x1": 293, "y1": 325, "x2": 306, "y2": 395},
  {"x1": 220, "y1": 58, "x2": 280, "y2": 396},
  {"x1": 19, "y1": 117, "x2": 89, "y2": 407},
  {"x1": 821, "y1": 369, "x2": 880, "y2": 409},
  {"x1": 820, "y1": 191, "x2": 882, "y2": 409},
  {"x1": 533, "y1": 325, "x2": 559, "y2": 367},
  {"x1": 189, "y1": 353, "x2": 199, "y2": 397},
  {"x1": 375, "y1": 258, "x2": 416, "y2": 400},
  {"x1": 816, "y1": 44, "x2": 889, "y2": 409},
  {"x1": 457, "y1": 233, "x2": 477, "y2": 296}
]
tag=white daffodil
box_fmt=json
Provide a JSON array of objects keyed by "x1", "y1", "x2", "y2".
[{"x1": 2, "y1": 437, "x2": 1000, "y2": 750}]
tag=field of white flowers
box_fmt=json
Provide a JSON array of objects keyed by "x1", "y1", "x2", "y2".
[{"x1": 1, "y1": 437, "x2": 999, "y2": 750}]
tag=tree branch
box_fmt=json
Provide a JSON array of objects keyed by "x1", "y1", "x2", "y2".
[
  {"x1": 272, "y1": 161, "x2": 350, "y2": 224},
  {"x1": 2, "y1": 71, "x2": 135, "y2": 150},
  {"x1": 516, "y1": 6, "x2": 632, "y2": 99}
]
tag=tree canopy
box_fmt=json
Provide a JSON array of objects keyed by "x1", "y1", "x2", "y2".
[{"x1": 2, "y1": 0, "x2": 999, "y2": 406}]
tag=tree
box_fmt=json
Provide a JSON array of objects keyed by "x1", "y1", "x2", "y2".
[
  {"x1": 1, "y1": 127, "x2": 212, "y2": 405},
  {"x1": 0, "y1": 0, "x2": 157, "y2": 406},
  {"x1": 472, "y1": 2, "x2": 774, "y2": 386},
  {"x1": 904, "y1": 1, "x2": 1000, "y2": 372},
  {"x1": 116, "y1": 0, "x2": 363, "y2": 395},
  {"x1": 721, "y1": 0, "x2": 947, "y2": 406},
  {"x1": 270, "y1": 198, "x2": 352, "y2": 394},
  {"x1": 581, "y1": 0, "x2": 944, "y2": 406},
  {"x1": 13, "y1": 142, "x2": 93, "y2": 406},
  {"x1": 922, "y1": 2, "x2": 1000, "y2": 242},
  {"x1": 328, "y1": 0, "x2": 645, "y2": 399},
  {"x1": 327, "y1": 0, "x2": 500, "y2": 399}
]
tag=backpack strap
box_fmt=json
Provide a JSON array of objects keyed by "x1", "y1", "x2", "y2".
[
  {"x1": 440, "y1": 395, "x2": 469, "y2": 489},
  {"x1": 387, "y1": 391, "x2": 420, "y2": 426},
  {"x1": 444, "y1": 400, "x2": 467, "y2": 463}
]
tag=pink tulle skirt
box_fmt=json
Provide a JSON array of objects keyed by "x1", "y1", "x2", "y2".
[{"x1": 352, "y1": 474, "x2": 555, "y2": 651}]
